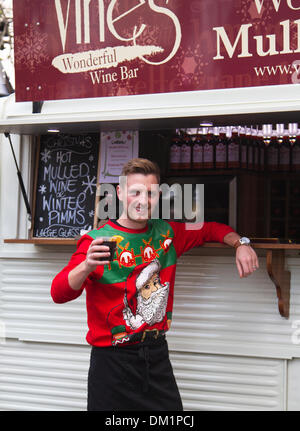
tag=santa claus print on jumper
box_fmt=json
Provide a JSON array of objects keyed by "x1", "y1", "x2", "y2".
[{"x1": 51, "y1": 219, "x2": 235, "y2": 347}]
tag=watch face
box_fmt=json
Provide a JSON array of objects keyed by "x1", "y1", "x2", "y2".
[{"x1": 240, "y1": 237, "x2": 250, "y2": 245}]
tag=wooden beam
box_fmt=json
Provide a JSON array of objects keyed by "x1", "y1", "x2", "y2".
[{"x1": 266, "y1": 249, "x2": 290, "y2": 318}]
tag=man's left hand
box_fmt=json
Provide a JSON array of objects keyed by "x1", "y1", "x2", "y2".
[{"x1": 236, "y1": 245, "x2": 259, "y2": 278}]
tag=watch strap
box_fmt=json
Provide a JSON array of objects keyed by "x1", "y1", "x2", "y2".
[
  {"x1": 234, "y1": 238, "x2": 250, "y2": 249},
  {"x1": 234, "y1": 239, "x2": 241, "y2": 249}
]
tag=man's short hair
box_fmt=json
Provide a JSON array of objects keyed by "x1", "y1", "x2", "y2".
[{"x1": 121, "y1": 158, "x2": 160, "y2": 183}]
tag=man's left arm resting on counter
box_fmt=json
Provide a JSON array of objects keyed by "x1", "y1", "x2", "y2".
[
  {"x1": 222, "y1": 231, "x2": 259, "y2": 278},
  {"x1": 170, "y1": 221, "x2": 259, "y2": 279}
]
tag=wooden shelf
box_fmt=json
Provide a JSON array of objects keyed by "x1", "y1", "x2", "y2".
[
  {"x1": 5, "y1": 238, "x2": 300, "y2": 249},
  {"x1": 166, "y1": 169, "x2": 300, "y2": 178},
  {"x1": 202, "y1": 242, "x2": 300, "y2": 249},
  {"x1": 4, "y1": 238, "x2": 77, "y2": 245},
  {"x1": 166, "y1": 168, "x2": 241, "y2": 177}
]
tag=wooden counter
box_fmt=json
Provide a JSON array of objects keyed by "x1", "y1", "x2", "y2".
[
  {"x1": 4, "y1": 238, "x2": 298, "y2": 319},
  {"x1": 4, "y1": 238, "x2": 300, "y2": 249}
]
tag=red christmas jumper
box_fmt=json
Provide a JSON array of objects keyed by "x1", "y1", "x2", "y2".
[{"x1": 51, "y1": 219, "x2": 235, "y2": 347}]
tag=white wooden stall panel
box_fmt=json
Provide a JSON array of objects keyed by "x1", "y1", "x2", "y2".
[
  {"x1": 168, "y1": 254, "x2": 300, "y2": 359},
  {"x1": 0, "y1": 338, "x2": 286, "y2": 411},
  {"x1": 0, "y1": 339, "x2": 90, "y2": 411},
  {"x1": 171, "y1": 352, "x2": 286, "y2": 411},
  {"x1": 0, "y1": 256, "x2": 88, "y2": 344}
]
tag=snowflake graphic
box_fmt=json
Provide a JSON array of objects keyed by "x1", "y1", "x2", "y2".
[
  {"x1": 291, "y1": 22, "x2": 299, "y2": 51},
  {"x1": 89, "y1": 210, "x2": 95, "y2": 218},
  {"x1": 89, "y1": 155, "x2": 94, "y2": 162},
  {"x1": 132, "y1": 18, "x2": 160, "y2": 47},
  {"x1": 120, "y1": 17, "x2": 162, "y2": 71},
  {"x1": 79, "y1": 138, "x2": 89, "y2": 147},
  {"x1": 114, "y1": 80, "x2": 135, "y2": 96},
  {"x1": 38, "y1": 184, "x2": 47, "y2": 195},
  {"x1": 236, "y1": 0, "x2": 274, "y2": 30},
  {"x1": 171, "y1": 45, "x2": 208, "y2": 88},
  {"x1": 40, "y1": 148, "x2": 51, "y2": 163},
  {"x1": 95, "y1": 72, "x2": 136, "y2": 97},
  {"x1": 82, "y1": 176, "x2": 97, "y2": 195},
  {"x1": 14, "y1": 24, "x2": 49, "y2": 73}
]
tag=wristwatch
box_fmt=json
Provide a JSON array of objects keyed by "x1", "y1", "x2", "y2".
[{"x1": 234, "y1": 236, "x2": 251, "y2": 249}]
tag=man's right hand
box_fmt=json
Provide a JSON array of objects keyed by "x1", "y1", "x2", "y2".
[
  {"x1": 84, "y1": 238, "x2": 111, "y2": 272},
  {"x1": 68, "y1": 238, "x2": 111, "y2": 291}
]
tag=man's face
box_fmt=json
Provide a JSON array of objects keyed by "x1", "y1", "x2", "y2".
[{"x1": 117, "y1": 173, "x2": 160, "y2": 223}]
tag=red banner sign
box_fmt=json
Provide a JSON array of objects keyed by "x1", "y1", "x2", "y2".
[{"x1": 13, "y1": 0, "x2": 300, "y2": 102}]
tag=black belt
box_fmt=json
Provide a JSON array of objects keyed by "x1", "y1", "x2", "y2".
[{"x1": 128, "y1": 328, "x2": 166, "y2": 344}]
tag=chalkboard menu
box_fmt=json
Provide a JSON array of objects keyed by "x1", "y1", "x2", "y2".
[{"x1": 33, "y1": 134, "x2": 100, "y2": 238}]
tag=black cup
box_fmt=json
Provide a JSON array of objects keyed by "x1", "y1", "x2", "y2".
[{"x1": 98, "y1": 240, "x2": 117, "y2": 262}]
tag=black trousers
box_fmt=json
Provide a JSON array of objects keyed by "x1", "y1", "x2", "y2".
[{"x1": 87, "y1": 337, "x2": 183, "y2": 411}]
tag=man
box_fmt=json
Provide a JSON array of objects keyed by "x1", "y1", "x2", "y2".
[{"x1": 51, "y1": 157, "x2": 259, "y2": 411}]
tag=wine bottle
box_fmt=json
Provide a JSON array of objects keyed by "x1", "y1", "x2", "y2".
[
  {"x1": 258, "y1": 128, "x2": 265, "y2": 172},
  {"x1": 278, "y1": 124, "x2": 291, "y2": 172},
  {"x1": 240, "y1": 126, "x2": 248, "y2": 170},
  {"x1": 265, "y1": 125, "x2": 279, "y2": 172},
  {"x1": 215, "y1": 127, "x2": 227, "y2": 169},
  {"x1": 252, "y1": 127, "x2": 259, "y2": 171},
  {"x1": 169, "y1": 131, "x2": 181, "y2": 170},
  {"x1": 227, "y1": 126, "x2": 240, "y2": 169},
  {"x1": 192, "y1": 129, "x2": 203, "y2": 170},
  {"x1": 291, "y1": 124, "x2": 300, "y2": 172},
  {"x1": 180, "y1": 131, "x2": 192, "y2": 170},
  {"x1": 203, "y1": 127, "x2": 215, "y2": 169}
]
